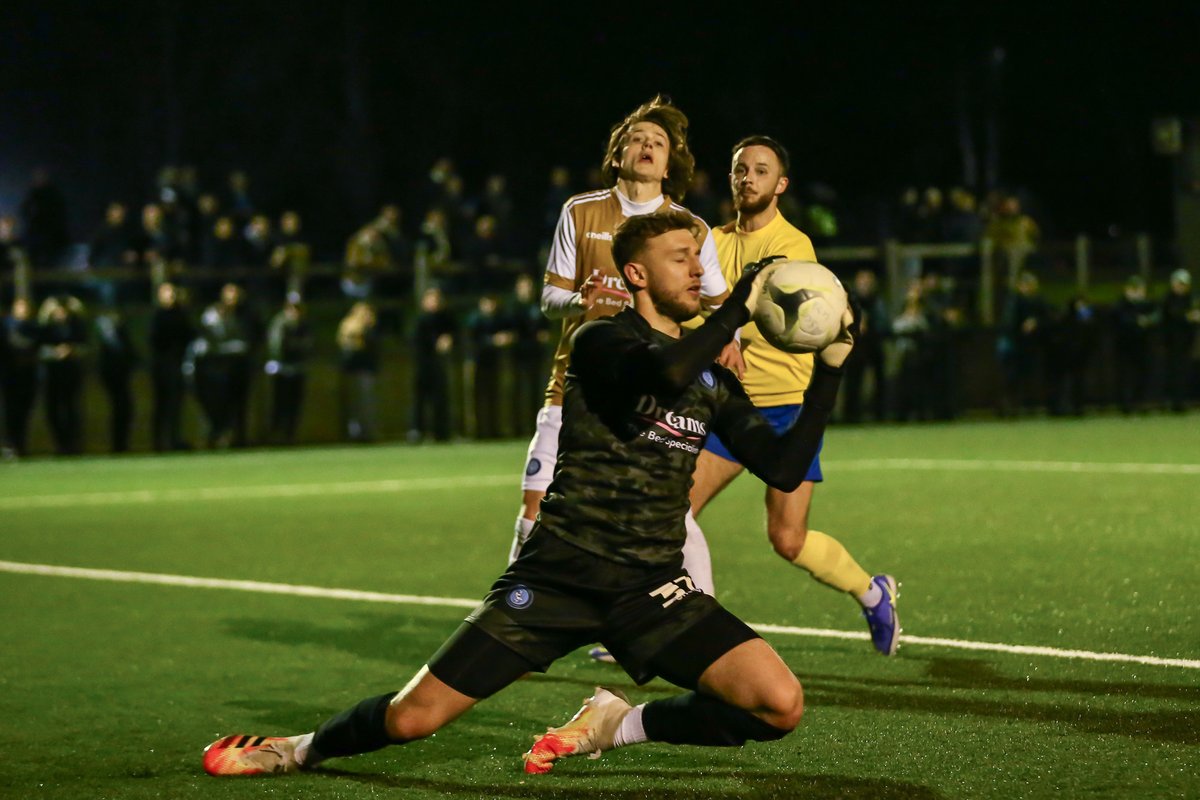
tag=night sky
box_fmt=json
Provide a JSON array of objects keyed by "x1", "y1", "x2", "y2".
[{"x1": 1, "y1": 2, "x2": 1197, "y2": 253}]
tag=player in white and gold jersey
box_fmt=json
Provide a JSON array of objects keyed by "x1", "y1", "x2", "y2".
[
  {"x1": 508, "y1": 96, "x2": 729, "y2": 562},
  {"x1": 686, "y1": 136, "x2": 899, "y2": 655}
]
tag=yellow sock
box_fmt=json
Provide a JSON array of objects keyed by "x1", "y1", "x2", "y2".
[{"x1": 791, "y1": 530, "x2": 873, "y2": 599}]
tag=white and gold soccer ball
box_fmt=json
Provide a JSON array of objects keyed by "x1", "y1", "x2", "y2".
[{"x1": 752, "y1": 260, "x2": 848, "y2": 353}]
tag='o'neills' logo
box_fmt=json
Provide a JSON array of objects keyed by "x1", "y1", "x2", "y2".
[{"x1": 634, "y1": 395, "x2": 707, "y2": 438}]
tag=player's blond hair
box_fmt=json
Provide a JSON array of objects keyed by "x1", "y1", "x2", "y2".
[{"x1": 601, "y1": 95, "x2": 695, "y2": 201}]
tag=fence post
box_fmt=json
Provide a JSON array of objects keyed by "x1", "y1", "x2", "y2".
[
  {"x1": 884, "y1": 239, "x2": 902, "y2": 312},
  {"x1": 1136, "y1": 233, "x2": 1152, "y2": 283},
  {"x1": 13, "y1": 253, "x2": 31, "y2": 303},
  {"x1": 1074, "y1": 235, "x2": 1090, "y2": 295},
  {"x1": 979, "y1": 238, "x2": 994, "y2": 325}
]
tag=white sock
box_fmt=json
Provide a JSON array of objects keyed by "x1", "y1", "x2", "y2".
[
  {"x1": 858, "y1": 581, "x2": 883, "y2": 609},
  {"x1": 681, "y1": 510, "x2": 715, "y2": 595},
  {"x1": 508, "y1": 517, "x2": 534, "y2": 564},
  {"x1": 291, "y1": 732, "x2": 316, "y2": 767},
  {"x1": 611, "y1": 704, "x2": 647, "y2": 748}
]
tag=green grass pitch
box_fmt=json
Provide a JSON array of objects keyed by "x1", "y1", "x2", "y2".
[{"x1": 1, "y1": 415, "x2": 1197, "y2": 799}]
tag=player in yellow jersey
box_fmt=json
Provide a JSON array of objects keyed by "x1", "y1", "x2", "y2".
[{"x1": 683, "y1": 136, "x2": 899, "y2": 655}]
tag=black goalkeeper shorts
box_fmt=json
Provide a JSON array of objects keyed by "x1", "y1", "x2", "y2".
[{"x1": 428, "y1": 529, "x2": 759, "y2": 697}]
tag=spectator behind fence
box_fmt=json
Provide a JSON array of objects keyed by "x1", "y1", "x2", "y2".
[
  {"x1": 194, "y1": 283, "x2": 259, "y2": 448},
  {"x1": 842, "y1": 269, "x2": 890, "y2": 423},
  {"x1": 2, "y1": 298, "x2": 40, "y2": 456},
  {"x1": 479, "y1": 174, "x2": 516, "y2": 253},
  {"x1": 38, "y1": 295, "x2": 88, "y2": 455},
  {"x1": 337, "y1": 301, "x2": 381, "y2": 443},
  {"x1": 465, "y1": 294, "x2": 512, "y2": 440},
  {"x1": 408, "y1": 287, "x2": 455, "y2": 443},
  {"x1": 343, "y1": 206, "x2": 405, "y2": 299},
  {"x1": 1161, "y1": 269, "x2": 1199, "y2": 411},
  {"x1": 1047, "y1": 295, "x2": 1098, "y2": 416},
  {"x1": 1112, "y1": 274, "x2": 1157, "y2": 415},
  {"x1": 506, "y1": 273, "x2": 551, "y2": 436},
  {"x1": 270, "y1": 211, "x2": 311, "y2": 298},
  {"x1": 986, "y1": 195, "x2": 1040, "y2": 276},
  {"x1": 89, "y1": 202, "x2": 138, "y2": 269},
  {"x1": 95, "y1": 309, "x2": 139, "y2": 452},
  {"x1": 149, "y1": 282, "x2": 194, "y2": 452},
  {"x1": 265, "y1": 294, "x2": 312, "y2": 444},
  {"x1": 921, "y1": 272, "x2": 965, "y2": 420},
  {"x1": 890, "y1": 280, "x2": 932, "y2": 421},
  {"x1": 997, "y1": 270, "x2": 1051, "y2": 417}
]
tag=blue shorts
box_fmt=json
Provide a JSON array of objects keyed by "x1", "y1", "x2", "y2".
[{"x1": 703, "y1": 403, "x2": 824, "y2": 482}]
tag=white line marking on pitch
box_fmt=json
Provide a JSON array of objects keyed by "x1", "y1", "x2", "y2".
[
  {"x1": 2, "y1": 458, "x2": 1196, "y2": 510},
  {"x1": 0, "y1": 475, "x2": 515, "y2": 510},
  {"x1": 836, "y1": 458, "x2": 1200, "y2": 475},
  {"x1": 2, "y1": 560, "x2": 1196, "y2": 671}
]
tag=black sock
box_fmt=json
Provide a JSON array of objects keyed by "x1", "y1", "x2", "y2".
[
  {"x1": 309, "y1": 691, "x2": 399, "y2": 762},
  {"x1": 642, "y1": 692, "x2": 790, "y2": 746}
]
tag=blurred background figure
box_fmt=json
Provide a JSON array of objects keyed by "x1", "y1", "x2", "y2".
[
  {"x1": 842, "y1": 269, "x2": 889, "y2": 423},
  {"x1": 1047, "y1": 295, "x2": 1098, "y2": 416},
  {"x1": 408, "y1": 286, "x2": 455, "y2": 443},
  {"x1": 997, "y1": 270, "x2": 1051, "y2": 417},
  {"x1": 342, "y1": 205, "x2": 404, "y2": 299},
  {"x1": 1112, "y1": 274, "x2": 1156, "y2": 414},
  {"x1": 1161, "y1": 269, "x2": 1199, "y2": 412},
  {"x1": 270, "y1": 211, "x2": 311, "y2": 299},
  {"x1": 149, "y1": 282, "x2": 194, "y2": 452},
  {"x1": 506, "y1": 273, "x2": 550, "y2": 436},
  {"x1": 95, "y1": 309, "x2": 139, "y2": 452},
  {"x1": 194, "y1": 283, "x2": 259, "y2": 448},
  {"x1": 264, "y1": 294, "x2": 312, "y2": 444},
  {"x1": 465, "y1": 294, "x2": 511, "y2": 440},
  {"x1": 890, "y1": 279, "x2": 932, "y2": 421},
  {"x1": 986, "y1": 194, "x2": 1040, "y2": 278},
  {"x1": 37, "y1": 295, "x2": 88, "y2": 454},
  {"x1": 921, "y1": 272, "x2": 965, "y2": 420},
  {"x1": 20, "y1": 167, "x2": 69, "y2": 268},
  {"x1": 337, "y1": 301, "x2": 380, "y2": 443},
  {"x1": 1, "y1": 298, "x2": 40, "y2": 457}
]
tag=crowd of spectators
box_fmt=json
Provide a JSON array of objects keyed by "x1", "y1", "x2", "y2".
[{"x1": 0, "y1": 164, "x2": 1197, "y2": 457}]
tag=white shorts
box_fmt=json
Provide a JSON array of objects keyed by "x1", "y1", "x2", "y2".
[{"x1": 520, "y1": 404, "x2": 563, "y2": 493}]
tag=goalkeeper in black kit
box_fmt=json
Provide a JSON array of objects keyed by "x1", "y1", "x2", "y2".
[{"x1": 202, "y1": 209, "x2": 855, "y2": 779}]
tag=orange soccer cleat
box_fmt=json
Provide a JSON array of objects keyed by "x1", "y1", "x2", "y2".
[
  {"x1": 522, "y1": 687, "x2": 631, "y2": 775},
  {"x1": 203, "y1": 734, "x2": 301, "y2": 776}
]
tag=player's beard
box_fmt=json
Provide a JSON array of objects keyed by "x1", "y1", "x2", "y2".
[
  {"x1": 651, "y1": 286, "x2": 700, "y2": 322},
  {"x1": 734, "y1": 189, "x2": 773, "y2": 216}
]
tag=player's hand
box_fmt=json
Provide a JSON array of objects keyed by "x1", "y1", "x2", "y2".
[
  {"x1": 818, "y1": 307, "x2": 855, "y2": 369},
  {"x1": 728, "y1": 255, "x2": 787, "y2": 315},
  {"x1": 578, "y1": 270, "x2": 604, "y2": 310},
  {"x1": 716, "y1": 340, "x2": 746, "y2": 379}
]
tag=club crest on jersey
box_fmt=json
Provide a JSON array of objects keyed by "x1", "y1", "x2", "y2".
[
  {"x1": 525, "y1": 458, "x2": 542, "y2": 476},
  {"x1": 699, "y1": 370, "x2": 715, "y2": 389},
  {"x1": 506, "y1": 585, "x2": 534, "y2": 609}
]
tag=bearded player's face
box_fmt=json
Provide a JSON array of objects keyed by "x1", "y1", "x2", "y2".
[
  {"x1": 730, "y1": 145, "x2": 788, "y2": 215},
  {"x1": 638, "y1": 227, "x2": 703, "y2": 321}
]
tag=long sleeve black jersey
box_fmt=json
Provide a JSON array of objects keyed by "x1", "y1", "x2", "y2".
[{"x1": 538, "y1": 305, "x2": 841, "y2": 567}]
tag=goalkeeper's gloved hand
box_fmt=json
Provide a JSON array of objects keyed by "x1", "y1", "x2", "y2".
[
  {"x1": 727, "y1": 254, "x2": 788, "y2": 316},
  {"x1": 818, "y1": 307, "x2": 856, "y2": 369}
]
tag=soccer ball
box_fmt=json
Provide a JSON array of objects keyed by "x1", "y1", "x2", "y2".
[{"x1": 752, "y1": 260, "x2": 848, "y2": 353}]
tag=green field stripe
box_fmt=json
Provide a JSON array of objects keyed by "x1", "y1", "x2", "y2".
[
  {"x1": 4, "y1": 559, "x2": 1198, "y2": 671},
  {"x1": 0, "y1": 474, "x2": 515, "y2": 509},
  {"x1": 835, "y1": 458, "x2": 1200, "y2": 475}
]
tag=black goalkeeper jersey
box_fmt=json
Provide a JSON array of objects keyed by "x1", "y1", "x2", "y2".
[{"x1": 537, "y1": 306, "x2": 841, "y2": 567}]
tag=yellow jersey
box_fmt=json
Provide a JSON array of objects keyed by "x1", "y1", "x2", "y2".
[{"x1": 714, "y1": 211, "x2": 817, "y2": 406}]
